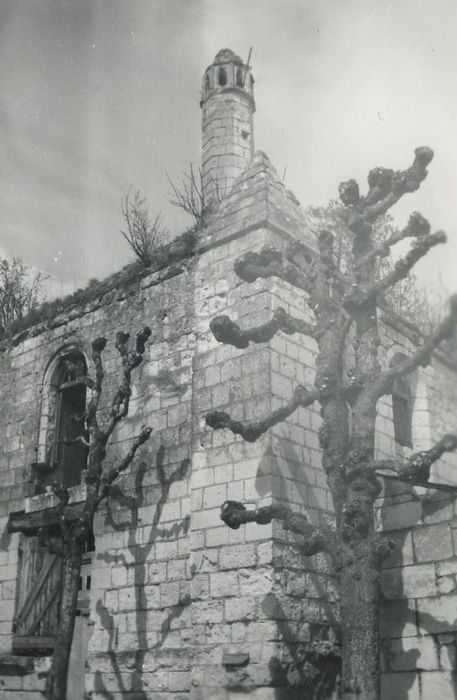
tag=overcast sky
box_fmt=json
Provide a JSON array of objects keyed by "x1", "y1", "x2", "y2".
[{"x1": 1, "y1": 0, "x2": 456, "y2": 299}]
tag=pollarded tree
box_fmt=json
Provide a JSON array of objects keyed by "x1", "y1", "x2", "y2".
[
  {"x1": 206, "y1": 147, "x2": 457, "y2": 700},
  {"x1": 40, "y1": 327, "x2": 152, "y2": 700}
]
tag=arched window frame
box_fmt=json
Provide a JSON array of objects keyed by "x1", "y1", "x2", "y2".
[{"x1": 35, "y1": 345, "x2": 90, "y2": 491}]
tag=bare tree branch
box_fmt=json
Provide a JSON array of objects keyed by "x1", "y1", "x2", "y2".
[
  {"x1": 340, "y1": 147, "x2": 434, "y2": 233},
  {"x1": 58, "y1": 436, "x2": 91, "y2": 450},
  {"x1": 37, "y1": 528, "x2": 65, "y2": 558},
  {"x1": 85, "y1": 336, "x2": 107, "y2": 428},
  {"x1": 120, "y1": 189, "x2": 167, "y2": 265},
  {"x1": 102, "y1": 327, "x2": 151, "y2": 443},
  {"x1": 206, "y1": 385, "x2": 319, "y2": 442},
  {"x1": 210, "y1": 307, "x2": 316, "y2": 349},
  {"x1": 96, "y1": 427, "x2": 153, "y2": 507},
  {"x1": 314, "y1": 229, "x2": 337, "y2": 303},
  {"x1": 234, "y1": 245, "x2": 313, "y2": 294},
  {"x1": 344, "y1": 230, "x2": 446, "y2": 311},
  {"x1": 355, "y1": 211, "x2": 431, "y2": 270},
  {"x1": 374, "y1": 433, "x2": 457, "y2": 484},
  {"x1": 367, "y1": 295, "x2": 457, "y2": 400},
  {"x1": 168, "y1": 163, "x2": 226, "y2": 227},
  {"x1": 220, "y1": 500, "x2": 333, "y2": 556}
]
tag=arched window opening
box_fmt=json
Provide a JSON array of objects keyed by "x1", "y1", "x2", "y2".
[
  {"x1": 236, "y1": 67, "x2": 244, "y2": 87},
  {"x1": 52, "y1": 349, "x2": 88, "y2": 488},
  {"x1": 218, "y1": 67, "x2": 227, "y2": 86},
  {"x1": 390, "y1": 354, "x2": 413, "y2": 448},
  {"x1": 35, "y1": 348, "x2": 88, "y2": 492},
  {"x1": 205, "y1": 73, "x2": 210, "y2": 92}
]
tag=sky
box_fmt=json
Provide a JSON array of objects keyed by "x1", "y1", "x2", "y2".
[{"x1": 1, "y1": 0, "x2": 457, "y2": 300}]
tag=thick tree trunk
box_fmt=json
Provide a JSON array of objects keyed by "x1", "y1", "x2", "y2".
[
  {"x1": 339, "y1": 542, "x2": 381, "y2": 700},
  {"x1": 46, "y1": 542, "x2": 83, "y2": 700}
]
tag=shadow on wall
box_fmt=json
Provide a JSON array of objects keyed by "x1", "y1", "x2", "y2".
[
  {"x1": 254, "y1": 432, "x2": 457, "y2": 699},
  {"x1": 255, "y1": 434, "x2": 340, "y2": 699},
  {"x1": 380, "y1": 481, "x2": 457, "y2": 700},
  {"x1": 93, "y1": 445, "x2": 190, "y2": 699}
]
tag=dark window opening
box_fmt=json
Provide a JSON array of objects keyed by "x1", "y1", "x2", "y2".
[
  {"x1": 391, "y1": 372, "x2": 413, "y2": 448},
  {"x1": 205, "y1": 74, "x2": 210, "y2": 91},
  {"x1": 54, "y1": 380, "x2": 88, "y2": 488},
  {"x1": 236, "y1": 67, "x2": 244, "y2": 87},
  {"x1": 389, "y1": 353, "x2": 413, "y2": 449},
  {"x1": 218, "y1": 67, "x2": 227, "y2": 86}
]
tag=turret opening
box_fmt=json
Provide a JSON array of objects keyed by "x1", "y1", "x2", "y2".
[{"x1": 217, "y1": 67, "x2": 227, "y2": 86}]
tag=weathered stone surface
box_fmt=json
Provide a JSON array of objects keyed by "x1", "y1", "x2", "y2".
[
  {"x1": 413, "y1": 524, "x2": 453, "y2": 562},
  {"x1": 381, "y1": 564, "x2": 436, "y2": 600}
]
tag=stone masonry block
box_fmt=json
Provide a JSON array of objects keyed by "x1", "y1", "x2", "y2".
[
  {"x1": 417, "y1": 594, "x2": 457, "y2": 634},
  {"x1": 191, "y1": 600, "x2": 224, "y2": 625},
  {"x1": 382, "y1": 530, "x2": 414, "y2": 568},
  {"x1": 380, "y1": 502, "x2": 423, "y2": 531},
  {"x1": 238, "y1": 568, "x2": 273, "y2": 597},
  {"x1": 210, "y1": 571, "x2": 238, "y2": 598},
  {"x1": 206, "y1": 527, "x2": 230, "y2": 548},
  {"x1": 413, "y1": 524, "x2": 453, "y2": 562},
  {"x1": 421, "y1": 671, "x2": 457, "y2": 697},
  {"x1": 219, "y1": 544, "x2": 256, "y2": 570},
  {"x1": 381, "y1": 672, "x2": 420, "y2": 700},
  {"x1": 380, "y1": 599, "x2": 418, "y2": 639},
  {"x1": 381, "y1": 564, "x2": 436, "y2": 600},
  {"x1": 224, "y1": 596, "x2": 257, "y2": 622},
  {"x1": 203, "y1": 483, "x2": 227, "y2": 510},
  {"x1": 383, "y1": 635, "x2": 439, "y2": 672},
  {"x1": 191, "y1": 508, "x2": 221, "y2": 531}
]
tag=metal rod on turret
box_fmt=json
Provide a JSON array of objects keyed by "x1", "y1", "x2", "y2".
[{"x1": 242, "y1": 47, "x2": 253, "y2": 87}]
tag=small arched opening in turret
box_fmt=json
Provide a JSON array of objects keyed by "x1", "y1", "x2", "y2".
[
  {"x1": 218, "y1": 67, "x2": 227, "y2": 86},
  {"x1": 236, "y1": 67, "x2": 244, "y2": 87},
  {"x1": 205, "y1": 73, "x2": 210, "y2": 92}
]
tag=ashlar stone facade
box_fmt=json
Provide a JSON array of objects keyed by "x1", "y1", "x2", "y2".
[{"x1": 0, "y1": 48, "x2": 456, "y2": 700}]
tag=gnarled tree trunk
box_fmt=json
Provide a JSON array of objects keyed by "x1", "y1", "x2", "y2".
[
  {"x1": 339, "y1": 541, "x2": 381, "y2": 700},
  {"x1": 206, "y1": 147, "x2": 457, "y2": 699},
  {"x1": 46, "y1": 542, "x2": 83, "y2": 700}
]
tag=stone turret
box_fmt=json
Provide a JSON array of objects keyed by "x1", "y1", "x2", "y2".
[{"x1": 200, "y1": 48, "x2": 255, "y2": 206}]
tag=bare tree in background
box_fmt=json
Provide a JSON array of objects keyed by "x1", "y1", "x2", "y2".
[
  {"x1": 206, "y1": 147, "x2": 457, "y2": 700},
  {"x1": 0, "y1": 258, "x2": 44, "y2": 340},
  {"x1": 168, "y1": 163, "x2": 226, "y2": 228},
  {"x1": 121, "y1": 189, "x2": 167, "y2": 265},
  {"x1": 40, "y1": 327, "x2": 152, "y2": 700},
  {"x1": 307, "y1": 200, "x2": 447, "y2": 331}
]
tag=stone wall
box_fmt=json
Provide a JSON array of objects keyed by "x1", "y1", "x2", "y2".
[
  {"x1": 0, "y1": 193, "x2": 456, "y2": 700},
  {"x1": 376, "y1": 323, "x2": 457, "y2": 699},
  {"x1": 0, "y1": 254, "x2": 198, "y2": 699}
]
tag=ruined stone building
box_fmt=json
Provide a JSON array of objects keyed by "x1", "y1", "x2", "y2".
[{"x1": 0, "y1": 48, "x2": 456, "y2": 700}]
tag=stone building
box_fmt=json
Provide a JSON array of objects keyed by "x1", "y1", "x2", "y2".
[{"x1": 0, "y1": 48, "x2": 456, "y2": 700}]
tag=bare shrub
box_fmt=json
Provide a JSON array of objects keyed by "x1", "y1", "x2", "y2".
[
  {"x1": 168, "y1": 163, "x2": 226, "y2": 228},
  {"x1": 121, "y1": 189, "x2": 167, "y2": 265}
]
